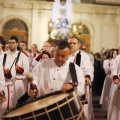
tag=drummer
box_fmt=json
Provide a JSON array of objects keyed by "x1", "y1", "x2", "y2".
[
  {"x1": 28, "y1": 40, "x2": 85, "y2": 98},
  {"x1": 0, "y1": 36, "x2": 16, "y2": 119}
]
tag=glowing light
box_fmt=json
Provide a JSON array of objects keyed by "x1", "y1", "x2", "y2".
[
  {"x1": 49, "y1": 23, "x2": 53, "y2": 26},
  {"x1": 56, "y1": 19, "x2": 59, "y2": 24}
]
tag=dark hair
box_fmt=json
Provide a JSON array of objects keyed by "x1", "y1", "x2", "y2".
[
  {"x1": 10, "y1": 36, "x2": 18, "y2": 43},
  {"x1": 111, "y1": 49, "x2": 118, "y2": 58},
  {"x1": 20, "y1": 40, "x2": 27, "y2": 45},
  {"x1": 94, "y1": 53, "x2": 101, "y2": 59},
  {"x1": 104, "y1": 50, "x2": 110, "y2": 59},
  {"x1": 41, "y1": 51, "x2": 51, "y2": 58},
  {"x1": 0, "y1": 36, "x2": 6, "y2": 46},
  {"x1": 56, "y1": 40, "x2": 70, "y2": 49},
  {"x1": 68, "y1": 36, "x2": 82, "y2": 43}
]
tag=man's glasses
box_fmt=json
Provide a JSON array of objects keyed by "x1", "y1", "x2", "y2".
[{"x1": 8, "y1": 42, "x2": 16, "y2": 44}]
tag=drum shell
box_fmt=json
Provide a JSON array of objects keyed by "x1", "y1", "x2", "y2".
[{"x1": 2, "y1": 92, "x2": 81, "y2": 120}]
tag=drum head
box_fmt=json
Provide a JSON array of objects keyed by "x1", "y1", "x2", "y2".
[{"x1": 2, "y1": 92, "x2": 70, "y2": 118}]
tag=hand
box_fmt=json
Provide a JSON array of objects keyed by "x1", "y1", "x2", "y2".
[
  {"x1": 61, "y1": 83, "x2": 73, "y2": 93},
  {"x1": 28, "y1": 89, "x2": 37, "y2": 97},
  {"x1": 85, "y1": 78, "x2": 91, "y2": 85},
  {"x1": 0, "y1": 91, "x2": 6, "y2": 104},
  {"x1": 15, "y1": 64, "x2": 20, "y2": 71},
  {"x1": 3, "y1": 68, "x2": 10, "y2": 75},
  {"x1": 0, "y1": 96, "x2": 6, "y2": 104}
]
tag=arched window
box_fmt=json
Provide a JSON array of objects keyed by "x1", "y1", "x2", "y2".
[
  {"x1": 3, "y1": 19, "x2": 28, "y2": 31},
  {"x1": 3, "y1": 19, "x2": 28, "y2": 43}
]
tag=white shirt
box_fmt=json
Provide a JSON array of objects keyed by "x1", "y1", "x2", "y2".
[
  {"x1": 103, "y1": 59, "x2": 111, "y2": 75},
  {"x1": 111, "y1": 55, "x2": 120, "y2": 78},
  {"x1": 32, "y1": 58, "x2": 85, "y2": 97},
  {"x1": 68, "y1": 50, "x2": 94, "y2": 81},
  {"x1": 6, "y1": 50, "x2": 29, "y2": 79},
  {"x1": 0, "y1": 51, "x2": 16, "y2": 85},
  {"x1": 0, "y1": 63, "x2": 5, "y2": 91}
]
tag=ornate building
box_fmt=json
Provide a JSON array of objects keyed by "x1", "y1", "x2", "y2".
[{"x1": 0, "y1": 0, "x2": 120, "y2": 52}]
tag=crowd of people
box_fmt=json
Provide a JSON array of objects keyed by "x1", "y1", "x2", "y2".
[{"x1": 0, "y1": 35, "x2": 120, "y2": 120}]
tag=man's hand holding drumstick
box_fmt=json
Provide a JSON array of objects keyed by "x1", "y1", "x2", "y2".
[
  {"x1": 0, "y1": 90, "x2": 6, "y2": 104},
  {"x1": 27, "y1": 72, "x2": 38, "y2": 97}
]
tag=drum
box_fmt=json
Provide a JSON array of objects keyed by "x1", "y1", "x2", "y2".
[{"x1": 1, "y1": 91, "x2": 82, "y2": 120}]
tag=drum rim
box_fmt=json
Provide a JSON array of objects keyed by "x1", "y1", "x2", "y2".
[{"x1": 2, "y1": 89, "x2": 74, "y2": 117}]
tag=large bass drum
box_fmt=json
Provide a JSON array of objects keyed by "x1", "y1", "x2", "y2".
[{"x1": 1, "y1": 91, "x2": 82, "y2": 120}]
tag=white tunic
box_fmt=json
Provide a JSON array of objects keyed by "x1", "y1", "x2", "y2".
[
  {"x1": 108, "y1": 55, "x2": 120, "y2": 120},
  {"x1": 0, "y1": 63, "x2": 5, "y2": 93},
  {"x1": 6, "y1": 50, "x2": 29, "y2": 106},
  {"x1": 0, "y1": 52, "x2": 16, "y2": 118},
  {"x1": 68, "y1": 50, "x2": 94, "y2": 81},
  {"x1": 32, "y1": 54, "x2": 40, "y2": 69},
  {"x1": 68, "y1": 50, "x2": 94, "y2": 120},
  {"x1": 29, "y1": 52, "x2": 39, "y2": 71},
  {"x1": 100, "y1": 59, "x2": 112, "y2": 111},
  {"x1": 32, "y1": 58, "x2": 85, "y2": 97},
  {"x1": 0, "y1": 63, "x2": 5, "y2": 120}
]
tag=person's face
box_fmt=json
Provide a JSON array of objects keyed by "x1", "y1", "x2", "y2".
[
  {"x1": 4, "y1": 44, "x2": 9, "y2": 51},
  {"x1": 54, "y1": 47, "x2": 70, "y2": 67},
  {"x1": 8, "y1": 39, "x2": 18, "y2": 51},
  {"x1": 19, "y1": 42, "x2": 26, "y2": 51},
  {"x1": 43, "y1": 42, "x2": 51, "y2": 52},
  {"x1": 42, "y1": 54, "x2": 49, "y2": 60},
  {"x1": 31, "y1": 45, "x2": 37, "y2": 52},
  {"x1": 113, "y1": 50, "x2": 118, "y2": 59},
  {"x1": 94, "y1": 55, "x2": 97, "y2": 60},
  {"x1": 68, "y1": 38, "x2": 80, "y2": 53},
  {"x1": 110, "y1": 50, "x2": 113, "y2": 58}
]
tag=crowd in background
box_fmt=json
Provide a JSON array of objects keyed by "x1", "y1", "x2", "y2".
[{"x1": 0, "y1": 35, "x2": 120, "y2": 120}]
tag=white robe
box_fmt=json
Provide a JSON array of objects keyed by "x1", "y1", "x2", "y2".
[
  {"x1": 68, "y1": 50, "x2": 94, "y2": 120},
  {"x1": 0, "y1": 63, "x2": 5, "y2": 120},
  {"x1": 32, "y1": 58, "x2": 85, "y2": 97},
  {"x1": 6, "y1": 50, "x2": 29, "y2": 107},
  {"x1": 100, "y1": 59, "x2": 112, "y2": 111},
  {"x1": 108, "y1": 55, "x2": 120, "y2": 120},
  {"x1": 0, "y1": 52, "x2": 16, "y2": 119}
]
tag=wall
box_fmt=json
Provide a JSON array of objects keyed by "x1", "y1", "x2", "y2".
[{"x1": 0, "y1": 0, "x2": 120, "y2": 52}]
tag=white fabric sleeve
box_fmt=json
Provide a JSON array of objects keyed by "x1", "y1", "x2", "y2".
[
  {"x1": 111, "y1": 55, "x2": 120, "y2": 77},
  {"x1": 0, "y1": 64, "x2": 5, "y2": 91}
]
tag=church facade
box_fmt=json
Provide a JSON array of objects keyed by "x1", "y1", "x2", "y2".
[{"x1": 0, "y1": 0, "x2": 120, "y2": 52}]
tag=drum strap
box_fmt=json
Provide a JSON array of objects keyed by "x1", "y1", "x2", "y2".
[
  {"x1": 15, "y1": 51, "x2": 21, "y2": 65},
  {"x1": 69, "y1": 62, "x2": 78, "y2": 86},
  {"x1": 3, "y1": 53, "x2": 7, "y2": 67},
  {"x1": 75, "y1": 51, "x2": 81, "y2": 67}
]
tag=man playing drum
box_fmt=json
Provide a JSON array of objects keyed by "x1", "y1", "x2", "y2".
[{"x1": 28, "y1": 40, "x2": 85, "y2": 99}]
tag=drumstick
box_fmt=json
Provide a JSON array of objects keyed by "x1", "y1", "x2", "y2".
[{"x1": 16, "y1": 72, "x2": 35, "y2": 105}]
